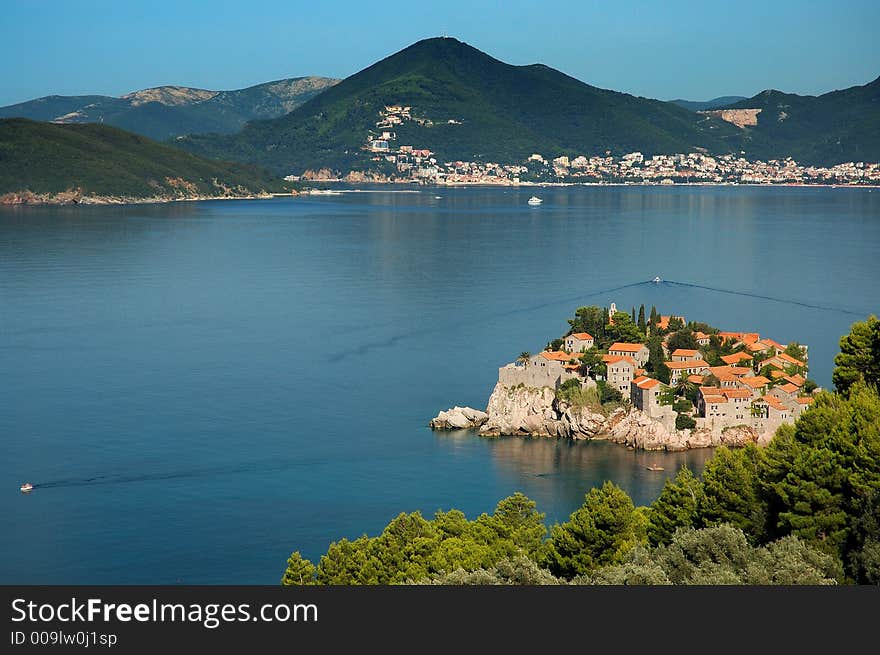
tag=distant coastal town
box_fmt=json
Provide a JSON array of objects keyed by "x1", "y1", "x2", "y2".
[
  {"x1": 289, "y1": 103, "x2": 880, "y2": 186},
  {"x1": 432, "y1": 302, "x2": 819, "y2": 451}
]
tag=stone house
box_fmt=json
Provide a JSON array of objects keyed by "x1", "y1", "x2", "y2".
[
  {"x1": 630, "y1": 375, "x2": 667, "y2": 417},
  {"x1": 694, "y1": 331, "x2": 712, "y2": 346},
  {"x1": 604, "y1": 355, "x2": 637, "y2": 396},
  {"x1": 564, "y1": 332, "x2": 594, "y2": 353},
  {"x1": 607, "y1": 342, "x2": 649, "y2": 367},
  {"x1": 498, "y1": 351, "x2": 579, "y2": 389},
  {"x1": 739, "y1": 375, "x2": 771, "y2": 395},
  {"x1": 771, "y1": 383, "x2": 800, "y2": 405},
  {"x1": 666, "y1": 359, "x2": 710, "y2": 384},
  {"x1": 671, "y1": 348, "x2": 701, "y2": 362}
]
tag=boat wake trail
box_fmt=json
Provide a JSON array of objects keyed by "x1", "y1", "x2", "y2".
[
  {"x1": 329, "y1": 280, "x2": 653, "y2": 361},
  {"x1": 32, "y1": 456, "x2": 323, "y2": 491},
  {"x1": 662, "y1": 280, "x2": 868, "y2": 317}
]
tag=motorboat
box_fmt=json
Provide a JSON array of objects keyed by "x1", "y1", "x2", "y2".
[
  {"x1": 20, "y1": 482, "x2": 33, "y2": 493},
  {"x1": 652, "y1": 276, "x2": 662, "y2": 283},
  {"x1": 527, "y1": 196, "x2": 542, "y2": 205},
  {"x1": 645, "y1": 465, "x2": 665, "y2": 472}
]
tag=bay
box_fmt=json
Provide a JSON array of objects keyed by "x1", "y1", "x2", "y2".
[{"x1": 1, "y1": 185, "x2": 877, "y2": 583}]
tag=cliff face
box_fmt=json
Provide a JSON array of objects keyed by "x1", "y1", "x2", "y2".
[
  {"x1": 608, "y1": 411, "x2": 758, "y2": 451},
  {"x1": 479, "y1": 383, "x2": 609, "y2": 440},
  {"x1": 477, "y1": 382, "x2": 759, "y2": 451}
]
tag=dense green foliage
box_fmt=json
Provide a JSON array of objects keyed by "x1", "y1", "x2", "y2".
[
  {"x1": 543, "y1": 482, "x2": 646, "y2": 577},
  {"x1": 179, "y1": 37, "x2": 743, "y2": 174},
  {"x1": 667, "y1": 330, "x2": 699, "y2": 353},
  {"x1": 282, "y1": 317, "x2": 880, "y2": 586},
  {"x1": 646, "y1": 468, "x2": 704, "y2": 546},
  {"x1": 588, "y1": 526, "x2": 840, "y2": 585},
  {"x1": 723, "y1": 77, "x2": 880, "y2": 165},
  {"x1": 675, "y1": 413, "x2": 697, "y2": 430},
  {"x1": 833, "y1": 315, "x2": 880, "y2": 395},
  {"x1": 0, "y1": 77, "x2": 339, "y2": 141},
  {"x1": 0, "y1": 118, "x2": 281, "y2": 198},
  {"x1": 281, "y1": 493, "x2": 546, "y2": 585}
]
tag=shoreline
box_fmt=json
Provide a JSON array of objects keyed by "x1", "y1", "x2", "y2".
[
  {"x1": 2, "y1": 181, "x2": 876, "y2": 208},
  {"x1": 0, "y1": 191, "x2": 280, "y2": 208}
]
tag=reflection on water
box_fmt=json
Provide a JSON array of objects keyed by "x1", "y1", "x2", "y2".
[
  {"x1": 432, "y1": 429, "x2": 714, "y2": 523},
  {"x1": 486, "y1": 436, "x2": 714, "y2": 522}
]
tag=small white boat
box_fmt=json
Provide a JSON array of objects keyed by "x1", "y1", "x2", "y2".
[
  {"x1": 645, "y1": 465, "x2": 665, "y2": 472},
  {"x1": 527, "y1": 196, "x2": 542, "y2": 205},
  {"x1": 652, "y1": 276, "x2": 662, "y2": 283},
  {"x1": 20, "y1": 482, "x2": 33, "y2": 493}
]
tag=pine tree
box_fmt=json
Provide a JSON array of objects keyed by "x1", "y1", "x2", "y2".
[
  {"x1": 281, "y1": 551, "x2": 317, "y2": 585},
  {"x1": 637, "y1": 304, "x2": 646, "y2": 334},
  {"x1": 544, "y1": 482, "x2": 646, "y2": 578},
  {"x1": 647, "y1": 467, "x2": 704, "y2": 546}
]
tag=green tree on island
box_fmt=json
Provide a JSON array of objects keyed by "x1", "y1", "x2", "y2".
[{"x1": 666, "y1": 329, "x2": 699, "y2": 352}]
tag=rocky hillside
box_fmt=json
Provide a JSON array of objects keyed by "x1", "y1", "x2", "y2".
[{"x1": 0, "y1": 76, "x2": 339, "y2": 140}]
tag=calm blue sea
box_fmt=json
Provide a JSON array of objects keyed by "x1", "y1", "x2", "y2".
[{"x1": 1, "y1": 186, "x2": 878, "y2": 583}]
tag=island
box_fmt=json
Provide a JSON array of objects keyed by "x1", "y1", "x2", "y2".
[{"x1": 432, "y1": 302, "x2": 817, "y2": 451}]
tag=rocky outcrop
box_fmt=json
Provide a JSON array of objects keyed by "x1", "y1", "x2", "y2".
[
  {"x1": 609, "y1": 412, "x2": 759, "y2": 451},
  {"x1": 700, "y1": 108, "x2": 762, "y2": 128},
  {"x1": 301, "y1": 168, "x2": 338, "y2": 181},
  {"x1": 464, "y1": 382, "x2": 761, "y2": 451},
  {"x1": 430, "y1": 406, "x2": 488, "y2": 430},
  {"x1": 343, "y1": 170, "x2": 390, "y2": 183},
  {"x1": 479, "y1": 384, "x2": 566, "y2": 437}
]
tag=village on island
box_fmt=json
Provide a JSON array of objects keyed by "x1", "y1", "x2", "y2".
[{"x1": 431, "y1": 301, "x2": 817, "y2": 451}]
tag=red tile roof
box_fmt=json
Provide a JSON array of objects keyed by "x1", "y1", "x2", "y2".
[
  {"x1": 785, "y1": 374, "x2": 806, "y2": 387},
  {"x1": 795, "y1": 396, "x2": 814, "y2": 405},
  {"x1": 603, "y1": 354, "x2": 637, "y2": 367},
  {"x1": 672, "y1": 348, "x2": 700, "y2": 356},
  {"x1": 570, "y1": 332, "x2": 594, "y2": 341},
  {"x1": 722, "y1": 388, "x2": 752, "y2": 399},
  {"x1": 761, "y1": 395, "x2": 788, "y2": 411},
  {"x1": 721, "y1": 352, "x2": 753, "y2": 365},
  {"x1": 779, "y1": 353, "x2": 805, "y2": 367},
  {"x1": 541, "y1": 351, "x2": 573, "y2": 362},
  {"x1": 609, "y1": 342, "x2": 646, "y2": 353},
  {"x1": 666, "y1": 359, "x2": 709, "y2": 370},
  {"x1": 740, "y1": 376, "x2": 771, "y2": 389}
]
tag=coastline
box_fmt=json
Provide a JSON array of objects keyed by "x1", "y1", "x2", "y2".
[
  {"x1": 0, "y1": 189, "x2": 284, "y2": 207},
  {"x1": 2, "y1": 180, "x2": 875, "y2": 208}
]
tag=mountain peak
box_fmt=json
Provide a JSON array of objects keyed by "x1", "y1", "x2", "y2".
[{"x1": 121, "y1": 86, "x2": 218, "y2": 107}]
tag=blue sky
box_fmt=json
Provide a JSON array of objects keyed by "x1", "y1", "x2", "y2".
[{"x1": 2, "y1": 0, "x2": 878, "y2": 106}]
